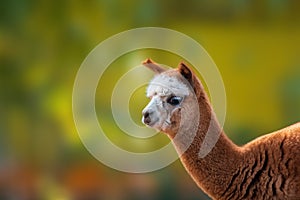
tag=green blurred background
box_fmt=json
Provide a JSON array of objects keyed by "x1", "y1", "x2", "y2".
[{"x1": 1, "y1": 0, "x2": 300, "y2": 199}]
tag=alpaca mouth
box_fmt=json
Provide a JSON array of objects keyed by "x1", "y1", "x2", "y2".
[{"x1": 142, "y1": 116, "x2": 158, "y2": 127}]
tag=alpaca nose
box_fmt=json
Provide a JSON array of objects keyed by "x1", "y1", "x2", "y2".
[{"x1": 142, "y1": 110, "x2": 152, "y2": 125}]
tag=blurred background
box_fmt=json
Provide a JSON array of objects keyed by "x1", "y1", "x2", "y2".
[{"x1": 1, "y1": 0, "x2": 300, "y2": 199}]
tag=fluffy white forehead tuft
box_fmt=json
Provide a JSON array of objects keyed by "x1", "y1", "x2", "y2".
[{"x1": 147, "y1": 74, "x2": 190, "y2": 97}]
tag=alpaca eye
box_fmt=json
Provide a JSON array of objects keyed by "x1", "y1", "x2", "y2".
[{"x1": 167, "y1": 96, "x2": 182, "y2": 106}]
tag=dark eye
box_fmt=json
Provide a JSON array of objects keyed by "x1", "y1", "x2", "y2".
[{"x1": 167, "y1": 96, "x2": 182, "y2": 106}]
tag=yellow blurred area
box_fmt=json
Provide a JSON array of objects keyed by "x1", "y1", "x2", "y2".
[{"x1": 0, "y1": 0, "x2": 300, "y2": 199}]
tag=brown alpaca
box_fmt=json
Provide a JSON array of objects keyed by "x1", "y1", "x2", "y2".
[{"x1": 141, "y1": 58, "x2": 300, "y2": 200}]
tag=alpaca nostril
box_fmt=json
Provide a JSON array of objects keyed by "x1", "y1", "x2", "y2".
[
  {"x1": 144, "y1": 111, "x2": 150, "y2": 119},
  {"x1": 143, "y1": 111, "x2": 151, "y2": 125}
]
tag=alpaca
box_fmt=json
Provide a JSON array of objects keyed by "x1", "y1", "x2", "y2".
[{"x1": 141, "y1": 58, "x2": 300, "y2": 200}]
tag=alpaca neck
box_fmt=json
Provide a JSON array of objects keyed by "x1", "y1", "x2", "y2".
[{"x1": 171, "y1": 89, "x2": 241, "y2": 198}]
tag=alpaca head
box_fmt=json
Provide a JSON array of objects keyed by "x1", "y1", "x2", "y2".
[{"x1": 142, "y1": 59, "x2": 200, "y2": 137}]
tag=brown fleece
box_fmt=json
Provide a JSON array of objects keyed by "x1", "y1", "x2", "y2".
[{"x1": 144, "y1": 60, "x2": 300, "y2": 200}]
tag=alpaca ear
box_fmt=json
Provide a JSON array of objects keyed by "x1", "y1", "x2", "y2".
[
  {"x1": 178, "y1": 62, "x2": 193, "y2": 85},
  {"x1": 142, "y1": 58, "x2": 166, "y2": 74}
]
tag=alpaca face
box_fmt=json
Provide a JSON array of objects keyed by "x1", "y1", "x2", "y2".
[
  {"x1": 141, "y1": 59, "x2": 199, "y2": 136},
  {"x1": 142, "y1": 72, "x2": 191, "y2": 133}
]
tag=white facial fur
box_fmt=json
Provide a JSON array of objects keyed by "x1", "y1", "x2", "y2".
[{"x1": 142, "y1": 74, "x2": 190, "y2": 131}]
